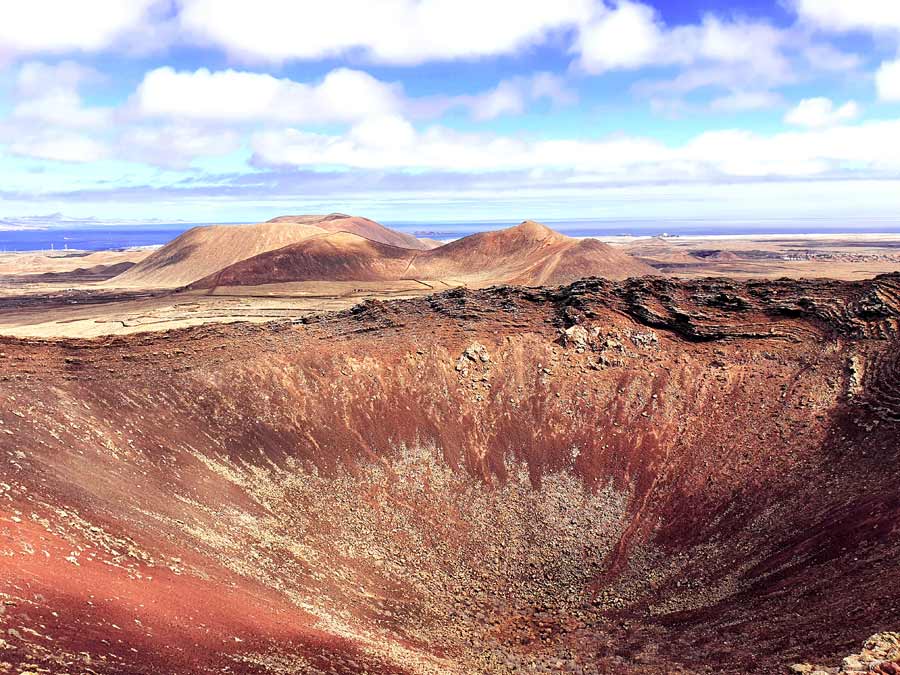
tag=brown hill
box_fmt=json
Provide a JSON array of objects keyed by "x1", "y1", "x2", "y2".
[
  {"x1": 411, "y1": 220, "x2": 657, "y2": 285},
  {"x1": 267, "y1": 213, "x2": 431, "y2": 251},
  {"x1": 109, "y1": 214, "x2": 431, "y2": 288},
  {"x1": 198, "y1": 231, "x2": 416, "y2": 287},
  {"x1": 108, "y1": 221, "x2": 329, "y2": 288},
  {"x1": 190, "y1": 220, "x2": 659, "y2": 289}
]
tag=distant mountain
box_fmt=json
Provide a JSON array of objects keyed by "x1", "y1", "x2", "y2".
[
  {"x1": 189, "y1": 220, "x2": 660, "y2": 290},
  {"x1": 109, "y1": 214, "x2": 434, "y2": 288}
]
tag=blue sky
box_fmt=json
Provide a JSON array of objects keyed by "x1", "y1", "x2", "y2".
[{"x1": 1, "y1": 0, "x2": 900, "y2": 224}]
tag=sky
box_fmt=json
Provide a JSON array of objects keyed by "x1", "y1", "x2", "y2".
[{"x1": 1, "y1": 0, "x2": 900, "y2": 224}]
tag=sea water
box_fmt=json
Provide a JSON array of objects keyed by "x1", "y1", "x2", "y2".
[{"x1": 3, "y1": 218, "x2": 900, "y2": 252}]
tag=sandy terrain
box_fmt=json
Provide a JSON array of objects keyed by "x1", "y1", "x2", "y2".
[
  {"x1": 0, "y1": 247, "x2": 152, "y2": 277},
  {"x1": 0, "y1": 281, "x2": 446, "y2": 338},
  {"x1": 614, "y1": 232, "x2": 900, "y2": 279}
]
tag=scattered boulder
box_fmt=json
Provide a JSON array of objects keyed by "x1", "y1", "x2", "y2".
[
  {"x1": 631, "y1": 330, "x2": 659, "y2": 348},
  {"x1": 464, "y1": 343, "x2": 491, "y2": 364},
  {"x1": 790, "y1": 632, "x2": 900, "y2": 674},
  {"x1": 559, "y1": 325, "x2": 592, "y2": 352}
]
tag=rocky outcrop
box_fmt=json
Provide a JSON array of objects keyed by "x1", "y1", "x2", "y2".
[{"x1": 791, "y1": 633, "x2": 900, "y2": 674}]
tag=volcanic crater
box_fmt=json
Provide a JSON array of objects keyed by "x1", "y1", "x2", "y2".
[{"x1": 1, "y1": 274, "x2": 899, "y2": 674}]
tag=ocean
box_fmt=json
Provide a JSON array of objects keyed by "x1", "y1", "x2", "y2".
[
  {"x1": 0, "y1": 224, "x2": 198, "y2": 252},
  {"x1": 2, "y1": 218, "x2": 900, "y2": 252}
]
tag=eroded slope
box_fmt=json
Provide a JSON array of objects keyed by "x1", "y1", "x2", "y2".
[
  {"x1": 190, "y1": 220, "x2": 659, "y2": 290},
  {"x1": 1, "y1": 275, "x2": 899, "y2": 674}
]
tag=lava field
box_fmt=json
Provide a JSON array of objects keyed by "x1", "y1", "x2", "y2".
[{"x1": 1, "y1": 275, "x2": 899, "y2": 674}]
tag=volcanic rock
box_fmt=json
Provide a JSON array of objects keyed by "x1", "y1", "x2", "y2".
[{"x1": 0, "y1": 274, "x2": 898, "y2": 674}]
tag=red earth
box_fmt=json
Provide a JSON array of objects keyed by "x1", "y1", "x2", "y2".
[
  {"x1": 1, "y1": 274, "x2": 899, "y2": 674},
  {"x1": 190, "y1": 220, "x2": 658, "y2": 290}
]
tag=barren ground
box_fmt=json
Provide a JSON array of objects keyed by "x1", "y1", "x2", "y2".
[
  {"x1": 616, "y1": 232, "x2": 900, "y2": 280},
  {"x1": 1, "y1": 234, "x2": 899, "y2": 338},
  {"x1": 0, "y1": 275, "x2": 898, "y2": 674}
]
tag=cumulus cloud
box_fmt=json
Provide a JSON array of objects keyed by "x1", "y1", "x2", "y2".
[
  {"x1": 177, "y1": 0, "x2": 595, "y2": 64},
  {"x1": 117, "y1": 124, "x2": 242, "y2": 169},
  {"x1": 251, "y1": 114, "x2": 900, "y2": 181},
  {"x1": 0, "y1": 61, "x2": 116, "y2": 163},
  {"x1": 133, "y1": 67, "x2": 403, "y2": 124},
  {"x1": 877, "y1": 59, "x2": 900, "y2": 101},
  {"x1": 0, "y1": 61, "x2": 241, "y2": 167},
  {"x1": 133, "y1": 66, "x2": 571, "y2": 125},
  {"x1": 573, "y1": 2, "x2": 841, "y2": 115},
  {"x1": 785, "y1": 98, "x2": 860, "y2": 127},
  {"x1": 710, "y1": 91, "x2": 783, "y2": 112},
  {"x1": 10, "y1": 61, "x2": 112, "y2": 130},
  {"x1": 574, "y1": 1, "x2": 662, "y2": 71},
  {"x1": 1, "y1": 60, "x2": 577, "y2": 167},
  {"x1": 7, "y1": 131, "x2": 110, "y2": 163},
  {"x1": 801, "y1": 44, "x2": 863, "y2": 72},
  {"x1": 0, "y1": 1, "x2": 163, "y2": 60},
  {"x1": 574, "y1": 3, "x2": 788, "y2": 78},
  {"x1": 791, "y1": 0, "x2": 900, "y2": 32},
  {"x1": 450, "y1": 73, "x2": 577, "y2": 121}
]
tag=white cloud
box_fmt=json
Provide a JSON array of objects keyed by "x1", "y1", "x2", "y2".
[
  {"x1": 347, "y1": 115, "x2": 418, "y2": 150},
  {"x1": 460, "y1": 73, "x2": 577, "y2": 121},
  {"x1": 7, "y1": 131, "x2": 110, "y2": 163},
  {"x1": 133, "y1": 67, "x2": 403, "y2": 124},
  {"x1": 251, "y1": 114, "x2": 900, "y2": 181},
  {"x1": 710, "y1": 91, "x2": 782, "y2": 112},
  {"x1": 12, "y1": 91, "x2": 112, "y2": 129},
  {"x1": 0, "y1": 1, "x2": 160, "y2": 58},
  {"x1": 468, "y1": 80, "x2": 529, "y2": 121},
  {"x1": 11, "y1": 61, "x2": 112, "y2": 130},
  {"x1": 801, "y1": 44, "x2": 863, "y2": 72},
  {"x1": 0, "y1": 61, "x2": 115, "y2": 163},
  {"x1": 575, "y1": 4, "x2": 788, "y2": 77},
  {"x1": 0, "y1": 61, "x2": 573, "y2": 167},
  {"x1": 15, "y1": 61, "x2": 101, "y2": 97},
  {"x1": 133, "y1": 66, "x2": 570, "y2": 125},
  {"x1": 792, "y1": 0, "x2": 900, "y2": 32},
  {"x1": 785, "y1": 97, "x2": 860, "y2": 127},
  {"x1": 0, "y1": 62, "x2": 239, "y2": 167},
  {"x1": 177, "y1": 0, "x2": 595, "y2": 64},
  {"x1": 877, "y1": 59, "x2": 900, "y2": 101},
  {"x1": 575, "y1": 1, "x2": 662, "y2": 71},
  {"x1": 118, "y1": 124, "x2": 242, "y2": 169}
]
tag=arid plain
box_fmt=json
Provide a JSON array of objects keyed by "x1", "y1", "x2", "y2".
[{"x1": 1, "y1": 215, "x2": 898, "y2": 338}]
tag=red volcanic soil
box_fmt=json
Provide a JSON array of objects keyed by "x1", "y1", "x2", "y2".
[
  {"x1": 109, "y1": 214, "x2": 432, "y2": 289},
  {"x1": 109, "y1": 221, "x2": 331, "y2": 289},
  {"x1": 267, "y1": 213, "x2": 433, "y2": 251},
  {"x1": 1, "y1": 274, "x2": 899, "y2": 673},
  {"x1": 191, "y1": 220, "x2": 659, "y2": 290},
  {"x1": 196, "y1": 231, "x2": 418, "y2": 286}
]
